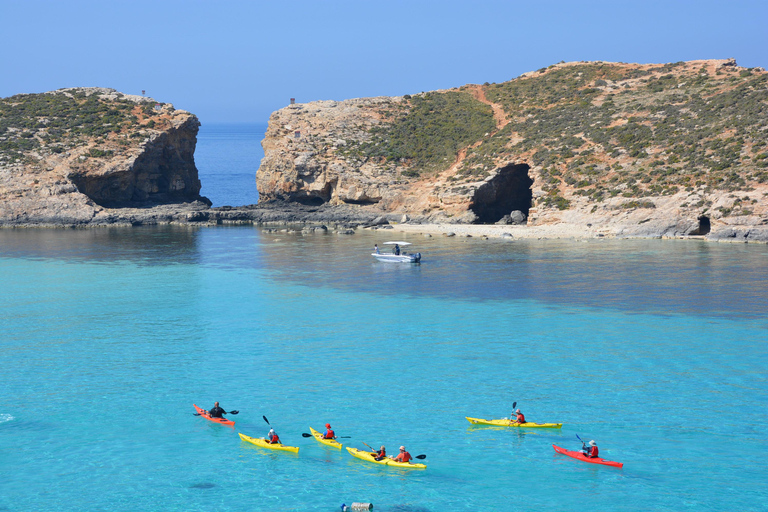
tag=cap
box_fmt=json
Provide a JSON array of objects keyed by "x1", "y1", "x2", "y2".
[
  {"x1": 326, "y1": 423, "x2": 331, "y2": 428},
  {"x1": 400, "y1": 446, "x2": 405, "y2": 450},
  {"x1": 516, "y1": 409, "x2": 520, "y2": 413},
  {"x1": 589, "y1": 440, "x2": 596, "y2": 446}
]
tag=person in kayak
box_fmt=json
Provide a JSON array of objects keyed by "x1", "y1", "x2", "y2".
[
  {"x1": 511, "y1": 409, "x2": 526, "y2": 424},
  {"x1": 266, "y1": 428, "x2": 281, "y2": 444},
  {"x1": 581, "y1": 440, "x2": 598, "y2": 458},
  {"x1": 208, "y1": 402, "x2": 228, "y2": 418},
  {"x1": 322, "y1": 423, "x2": 336, "y2": 439},
  {"x1": 370, "y1": 445, "x2": 386, "y2": 460},
  {"x1": 393, "y1": 446, "x2": 412, "y2": 463}
]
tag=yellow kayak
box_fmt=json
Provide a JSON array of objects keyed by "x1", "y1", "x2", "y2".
[
  {"x1": 346, "y1": 447, "x2": 426, "y2": 469},
  {"x1": 309, "y1": 426, "x2": 342, "y2": 449},
  {"x1": 239, "y1": 433, "x2": 300, "y2": 453},
  {"x1": 465, "y1": 416, "x2": 562, "y2": 428}
]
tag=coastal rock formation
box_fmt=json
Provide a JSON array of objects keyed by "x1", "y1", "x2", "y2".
[
  {"x1": 0, "y1": 87, "x2": 208, "y2": 225},
  {"x1": 257, "y1": 59, "x2": 768, "y2": 241}
]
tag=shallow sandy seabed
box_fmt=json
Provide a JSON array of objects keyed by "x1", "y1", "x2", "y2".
[{"x1": 390, "y1": 222, "x2": 609, "y2": 240}]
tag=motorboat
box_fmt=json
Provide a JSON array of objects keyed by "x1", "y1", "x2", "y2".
[{"x1": 372, "y1": 241, "x2": 421, "y2": 263}]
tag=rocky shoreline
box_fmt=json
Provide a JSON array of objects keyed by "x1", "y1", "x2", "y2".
[{"x1": 2, "y1": 200, "x2": 765, "y2": 244}]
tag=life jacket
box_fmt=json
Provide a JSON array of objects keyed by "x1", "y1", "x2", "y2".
[
  {"x1": 374, "y1": 449, "x2": 386, "y2": 459},
  {"x1": 588, "y1": 445, "x2": 598, "y2": 458},
  {"x1": 269, "y1": 434, "x2": 280, "y2": 444},
  {"x1": 397, "y1": 451, "x2": 412, "y2": 463},
  {"x1": 516, "y1": 413, "x2": 526, "y2": 423},
  {"x1": 324, "y1": 429, "x2": 335, "y2": 439}
]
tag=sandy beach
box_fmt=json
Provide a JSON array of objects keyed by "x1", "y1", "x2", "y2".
[{"x1": 390, "y1": 222, "x2": 607, "y2": 240}]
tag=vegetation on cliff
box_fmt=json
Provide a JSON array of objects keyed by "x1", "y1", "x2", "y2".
[
  {"x1": 342, "y1": 91, "x2": 495, "y2": 177},
  {"x1": 0, "y1": 89, "x2": 172, "y2": 166},
  {"x1": 336, "y1": 60, "x2": 767, "y2": 216}
]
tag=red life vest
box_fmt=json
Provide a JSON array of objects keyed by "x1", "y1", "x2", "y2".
[
  {"x1": 516, "y1": 413, "x2": 526, "y2": 423},
  {"x1": 588, "y1": 445, "x2": 598, "y2": 458},
  {"x1": 324, "y1": 429, "x2": 335, "y2": 439},
  {"x1": 374, "y1": 449, "x2": 386, "y2": 458},
  {"x1": 396, "y1": 451, "x2": 412, "y2": 463},
  {"x1": 269, "y1": 434, "x2": 280, "y2": 444}
]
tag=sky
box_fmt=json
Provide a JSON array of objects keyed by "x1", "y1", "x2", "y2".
[{"x1": 1, "y1": 0, "x2": 767, "y2": 124}]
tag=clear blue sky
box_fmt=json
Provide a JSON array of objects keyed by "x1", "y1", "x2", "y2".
[{"x1": 2, "y1": 0, "x2": 766, "y2": 124}]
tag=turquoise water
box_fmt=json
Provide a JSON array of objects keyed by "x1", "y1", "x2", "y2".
[
  {"x1": 195, "y1": 123, "x2": 265, "y2": 207},
  {"x1": 1, "y1": 227, "x2": 767, "y2": 511}
]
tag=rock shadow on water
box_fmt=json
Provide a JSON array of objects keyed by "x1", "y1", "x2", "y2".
[{"x1": 189, "y1": 482, "x2": 217, "y2": 489}]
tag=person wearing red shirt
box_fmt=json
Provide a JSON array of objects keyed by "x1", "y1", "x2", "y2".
[
  {"x1": 370, "y1": 446, "x2": 386, "y2": 461},
  {"x1": 582, "y1": 440, "x2": 598, "y2": 458},
  {"x1": 511, "y1": 409, "x2": 526, "y2": 424},
  {"x1": 322, "y1": 423, "x2": 336, "y2": 439},
  {"x1": 266, "y1": 428, "x2": 280, "y2": 444},
  {"x1": 393, "y1": 446, "x2": 412, "y2": 463}
]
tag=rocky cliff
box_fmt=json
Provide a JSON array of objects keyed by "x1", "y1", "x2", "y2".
[
  {"x1": 0, "y1": 88, "x2": 209, "y2": 225},
  {"x1": 257, "y1": 59, "x2": 768, "y2": 240}
]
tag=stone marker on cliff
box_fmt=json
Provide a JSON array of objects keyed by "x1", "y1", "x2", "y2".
[{"x1": 255, "y1": 59, "x2": 768, "y2": 242}]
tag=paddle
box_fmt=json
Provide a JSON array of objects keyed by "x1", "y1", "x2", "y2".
[
  {"x1": 508, "y1": 401, "x2": 518, "y2": 425},
  {"x1": 194, "y1": 409, "x2": 239, "y2": 417},
  {"x1": 263, "y1": 415, "x2": 270, "y2": 425},
  {"x1": 362, "y1": 442, "x2": 426, "y2": 461},
  {"x1": 302, "y1": 433, "x2": 351, "y2": 438}
]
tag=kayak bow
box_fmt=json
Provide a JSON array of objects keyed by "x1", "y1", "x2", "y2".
[
  {"x1": 552, "y1": 444, "x2": 623, "y2": 468},
  {"x1": 194, "y1": 404, "x2": 235, "y2": 427},
  {"x1": 309, "y1": 426, "x2": 342, "y2": 449},
  {"x1": 239, "y1": 433, "x2": 299, "y2": 453},
  {"x1": 346, "y1": 447, "x2": 426, "y2": 469},
  {"x1": 466, "y1": 416, "x2": 562, "y2": 428}
]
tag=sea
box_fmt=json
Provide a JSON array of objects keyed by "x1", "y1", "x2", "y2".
[{"x1": 1, "y1": 123, "x2": 767, "y2": 512}]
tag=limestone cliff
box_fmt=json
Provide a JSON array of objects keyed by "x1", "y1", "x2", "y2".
[
  {"x1": 257, "y1": 59, "x2": 768, "y2": 239},
  {"x1": 0, "y1": 88, "x2": 208, "y2": 225}
]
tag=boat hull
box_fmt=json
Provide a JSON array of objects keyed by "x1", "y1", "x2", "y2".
[
  {"x1": 465, "y1": 416, "x2": 562, "y2": 428},
  {"x1": 239, "y1": 433, "x2": 299, "y2": 453},
  {"x1": 194, "y1": 404, "x2": 235, "y2": 427},
  {"x1": 309, "y1": 426, "x2": 342, "y2": 449},
  {"x1": 553, "y1": 444, "x2": 623, "y2": 468},
  {"x1": 346, "y1": 447, "x2": 426, "y2": 469},
  {"x1": 372, "y1": 253, "x2": 421, "y2": 263}
]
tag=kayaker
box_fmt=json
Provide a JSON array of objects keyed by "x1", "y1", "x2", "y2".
[
  {"x1": 393, "y1": 446, "x2": 412, "y2": 463},
  {"x1": 266, "y1": 428, "x2": 281, "y2": 444},
  {"x1": 511, "y1": 409, "x2": 526, "y2": 424},
  {"x1": 581, "y1": 440, "x2": 599, "y2": 458},
  {"x1": 208, "y1": 402, "x2": 228, "y2": 418},
  {"x1": 322, "y1": 423, "x2": 336, "y2": 439},
  {"x1": 370, "y1": 445, "x2": 386, "y2": 461}
]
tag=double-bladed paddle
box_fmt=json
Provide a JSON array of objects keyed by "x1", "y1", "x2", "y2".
[
  {"x1": 361, "y1": 441, "x2": 426, "y2": 460},
  {"x1": 194, "y1": 409, "x2": 239, "y2": 417},
  {"x1": 302, "y1": 432, "x2": 351, "y2": 438}
]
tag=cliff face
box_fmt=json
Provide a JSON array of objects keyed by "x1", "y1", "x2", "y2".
[
  {"x1": 257, "y1": 59, "x2": 768, "y2": 237},
  {"x1": 0, "y1": 88, "x2": 207, "y2": 225}
]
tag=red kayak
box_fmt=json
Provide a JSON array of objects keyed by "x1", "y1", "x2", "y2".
[
  {"x1": 553, "y1": 444, "x2": 623, "y2": 468},
  {"x1": 193, "y1": 404, "x2": 235, "y2": 427}
]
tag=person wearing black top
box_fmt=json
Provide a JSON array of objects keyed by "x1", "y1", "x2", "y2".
[{"x1": 208, "y1": 401, "x2": 227, "y2": 418}]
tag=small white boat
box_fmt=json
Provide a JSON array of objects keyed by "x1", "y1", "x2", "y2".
[{"x1": 372, "y1": 241, "x2": 422, "y2": 263}]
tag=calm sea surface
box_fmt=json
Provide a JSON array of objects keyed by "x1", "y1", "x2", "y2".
[{"x1": 1, "y1": 125, "x2": 767, "y2": 512}]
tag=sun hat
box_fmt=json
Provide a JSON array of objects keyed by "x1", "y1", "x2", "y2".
[
  {"x1": 400, "y1": 446, "x2": 405, "y2": 450},
  {"x1": 326, "y1": 423, "x2": 331, "y2": 428},
  {"x1": 589, "y1": 440, "x2": 596, "y2": 446}
]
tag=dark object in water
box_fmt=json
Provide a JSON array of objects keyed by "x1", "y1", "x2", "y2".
[{"x1": 189, "y1": 482, "x2": 216, "y2": 489}]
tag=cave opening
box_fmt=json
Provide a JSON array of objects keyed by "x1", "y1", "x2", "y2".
[
  {"x1": 690, "y1": 215, "x2": 711, "y2": 235},
  {"x1": 469, "y1": 163, "x2": 533, "y2": 224}
]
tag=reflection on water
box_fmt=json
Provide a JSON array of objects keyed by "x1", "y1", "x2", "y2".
[{"x1": 1, "y1": 226, "x2": 767, "y2": 319}]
